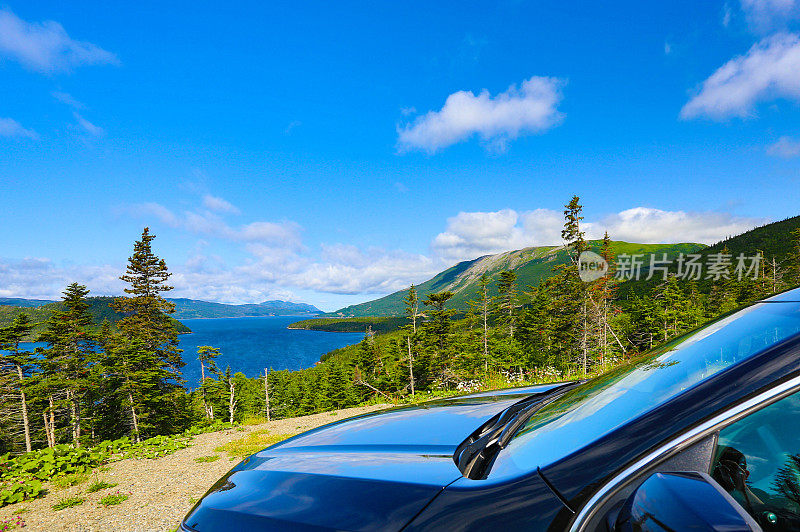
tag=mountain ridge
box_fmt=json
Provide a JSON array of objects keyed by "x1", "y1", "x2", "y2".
[{"x1": 327, "y1": 240, "x2": 706, "y2": 317}]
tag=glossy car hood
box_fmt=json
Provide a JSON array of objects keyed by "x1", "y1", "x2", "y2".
[{"x1": 183, "y1": 383, "x2": 563, "y2": 532}]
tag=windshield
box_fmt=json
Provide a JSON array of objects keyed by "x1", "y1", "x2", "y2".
[{"x1": 498, "y1": 301, "x2": 800, "y2": 472}]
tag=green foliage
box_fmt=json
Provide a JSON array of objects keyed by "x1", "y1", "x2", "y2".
[
  {"x1": 0, "y1": 479, "x2": 43, "y2": 507},
  {"x1": 194, "y1": 455, "x2": 220, "y2": 463},
  {"x1": 98, "y1": 490, "x2": 130, "y2": 507},
  {"x1": 52, "y1": 496, "x2": 85, "y2": 511}
]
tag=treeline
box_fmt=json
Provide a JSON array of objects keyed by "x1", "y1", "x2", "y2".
[
  {"x1": 3, "y1": 200, "x2": 800, "y2": 456},
  {"x1": 236, "y1": 197, "x2": 800, "y2": 420}
]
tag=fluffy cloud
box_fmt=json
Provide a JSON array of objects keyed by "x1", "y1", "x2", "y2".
[
  {"x1": 593, "y1": 208, "x2": 768, "y2": 244},
  {"x1": 0, "y1": 117, "x2": 37, "y2": 138},
  {"x1": 767, "y1": 135, "x2": 800, "y2": 157},
  {"x1": 0, "y1": 8, "x2": 118, "y2": 73},
  {"x1": 681, "y1": 33, "x2": 800, "y2": 119},
  {"x1": 431, "y1": 207, "x2": 767, "y2": 262},
  {"x1": 397, "y1": 76, "x2": 564, "y2": 153},
  {"x1": 741, "y1": 0, "x2": 799, "y2": 32}
]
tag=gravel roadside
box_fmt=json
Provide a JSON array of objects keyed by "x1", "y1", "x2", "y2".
[{"x1": 0, "y1": 404, "x2": 390, "y2": 532}]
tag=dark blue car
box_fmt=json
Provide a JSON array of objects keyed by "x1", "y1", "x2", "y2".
[{"x1": 182, "y1": 288, "x2": 800, "y2": 531}]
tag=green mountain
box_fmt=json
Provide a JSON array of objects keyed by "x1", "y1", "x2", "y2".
[
  {"x1": 328, "y1": 240, "x2": 706, "y2": 317},
  {"x1": 168, "y1": 298, "x2": 320, "y2": 319},
  {"x1": 0, "y1": 296, "x2": 191, "y2": 341}
]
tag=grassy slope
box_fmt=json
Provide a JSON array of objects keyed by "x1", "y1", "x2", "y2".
[
  {"x1": 328, "y1": 240, "x2": 705, "y2": 317},
  {"x1": 0, "y1": 297, "x2": 191, "y2": 341}
]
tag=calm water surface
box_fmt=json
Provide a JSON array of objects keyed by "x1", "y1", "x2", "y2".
[{"x1": 14, "y1": 316, "x2": 363, "y2": 389}]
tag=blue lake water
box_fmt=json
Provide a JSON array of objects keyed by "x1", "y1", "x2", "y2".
[
  {"x1": 13, "y1": 317, "x2": 363, "y2": 389},
  {"x1": 176, "y1": 316, "x2": 363, "y2": 386}
]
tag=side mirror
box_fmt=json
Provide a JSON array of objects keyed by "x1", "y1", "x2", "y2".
[{"x1": 615, "y1": 471, "x2": 762, "y2": 532}]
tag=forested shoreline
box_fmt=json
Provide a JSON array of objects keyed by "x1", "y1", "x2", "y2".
[{"x1": 2, "y1": 197, "x2": 800, "y2": 462}]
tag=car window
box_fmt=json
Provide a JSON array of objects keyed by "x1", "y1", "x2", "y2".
[
  {"x1": 712, "y1": 390, "x2": 800, "y2": 529},
  {"x1": 504, "y1": 302, "x2": 800, "y2": 469}
]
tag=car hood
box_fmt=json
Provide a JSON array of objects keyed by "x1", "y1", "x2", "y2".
[{"x1": 182, "y1": 383, "x2": 564, "y2": 532}]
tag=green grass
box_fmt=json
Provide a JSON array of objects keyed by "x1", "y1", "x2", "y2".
[
  {"x1": 52, "y1": 496, "x2": 85, "y2": 511},
  {"x1": 99, "y1": 490, "x2": 129, "y2": 507},
  {"x1": 193, "y1": 455, "x2": 220, "y2": 463},
  {"x1": 214, "y1": 430, "x2": 293, "y2": 458},
  {"x1": 51, "y1": 472, "x2": 89, "y2": 490},
  {"x1": 86, "y1": 481, "x2": 117, "y2": 493}
]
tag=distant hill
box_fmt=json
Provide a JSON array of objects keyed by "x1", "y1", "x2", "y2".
[
  {"x1": 0, "y1": 298, "x2": 54, "y2": 307},
  {"x1": 167, "y1": 298, "x2": 321, "y2": 319},
  {"x1": 328, "y1": 240, "x2": 705, "y2": 317},
  {"x1": 0, "y1": 296, "x2": 191, "y2": 341}
]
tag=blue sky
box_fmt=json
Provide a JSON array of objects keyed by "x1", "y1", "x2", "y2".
[{"x1": 1, "y1": 0, "x2": 800, "y2": 310}]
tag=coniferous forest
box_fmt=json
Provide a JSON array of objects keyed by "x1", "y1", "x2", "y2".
[{"x1": 2, "y1": 197, "x2": 800, "y2": 459}]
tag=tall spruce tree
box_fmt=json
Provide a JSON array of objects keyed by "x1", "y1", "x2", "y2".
[{"x1": 110, "y1": 228, "x2": 184, "y2": 441}]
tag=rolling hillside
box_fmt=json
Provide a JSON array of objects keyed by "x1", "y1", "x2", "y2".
[{"x1": 328, "y1": 240, "x2": 705, "y2": 317}]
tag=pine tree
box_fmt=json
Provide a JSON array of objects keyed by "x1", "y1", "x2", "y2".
[
  {"x1": 37, "y1": 283, "x2": 98, "y2": 447},
  {"x1": 497, "y1": 271, "x2": 518, "y2": 338},
  {"x1": 0, "y1": 314, "x2": 35, "y2": 452},
  {"x1": 110, "y1": 228, "x2": 184, "y2": 441}
]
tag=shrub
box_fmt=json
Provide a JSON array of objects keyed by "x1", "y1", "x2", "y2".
[{"x1": 0, "y1": 479, "x2": 44, "y2": 507}]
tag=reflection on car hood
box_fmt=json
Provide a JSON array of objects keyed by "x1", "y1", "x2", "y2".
[{"x1": 182, "y1": 383, "x2": 563, "y2": 532}]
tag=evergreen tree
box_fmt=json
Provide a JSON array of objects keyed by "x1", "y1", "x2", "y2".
[
  {"x1": 110, "y1": 228, "x2": 184, "y2": 441},
  {"x1": 37, "y1": 283, "x2": 98, "y2": 447},
  {"x1": 0, "y1": 314, "x2": 35, "y2": 452},
  {"x1": 497, "y1": 271, "x2": 518, "y2": 338}
]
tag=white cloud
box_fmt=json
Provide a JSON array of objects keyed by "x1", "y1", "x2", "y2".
[
  {"x1": 681, "y1": 33, "x2": 800, "y2": 120},
  {"x1": 431, "y1": 207, "x2": 767, "y2": 262},
  {"x1": 397, "y1": 76, "x2": 564, "y2": 153},
  {"x1": 0, "y1": 8, "x2": 118, "y2": 73},
  {"x1": 741, "y1": 0, "x2": 799, "y2": 32},
  {"x1": 767, "y1": 135, "x2": 800, "y2": 157},
  {"x1": 202, "y1": 194, "x2": 240, "y2": 214},
  {"x1": 73, "y1": 112, "x2": 104, "y2": 136},
  {"x1": 0, "y1": 117, "x2": 37, "y2": 139},
  {"x1": 593, "y1": 208, "x2": 767, "y2": 244}
]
